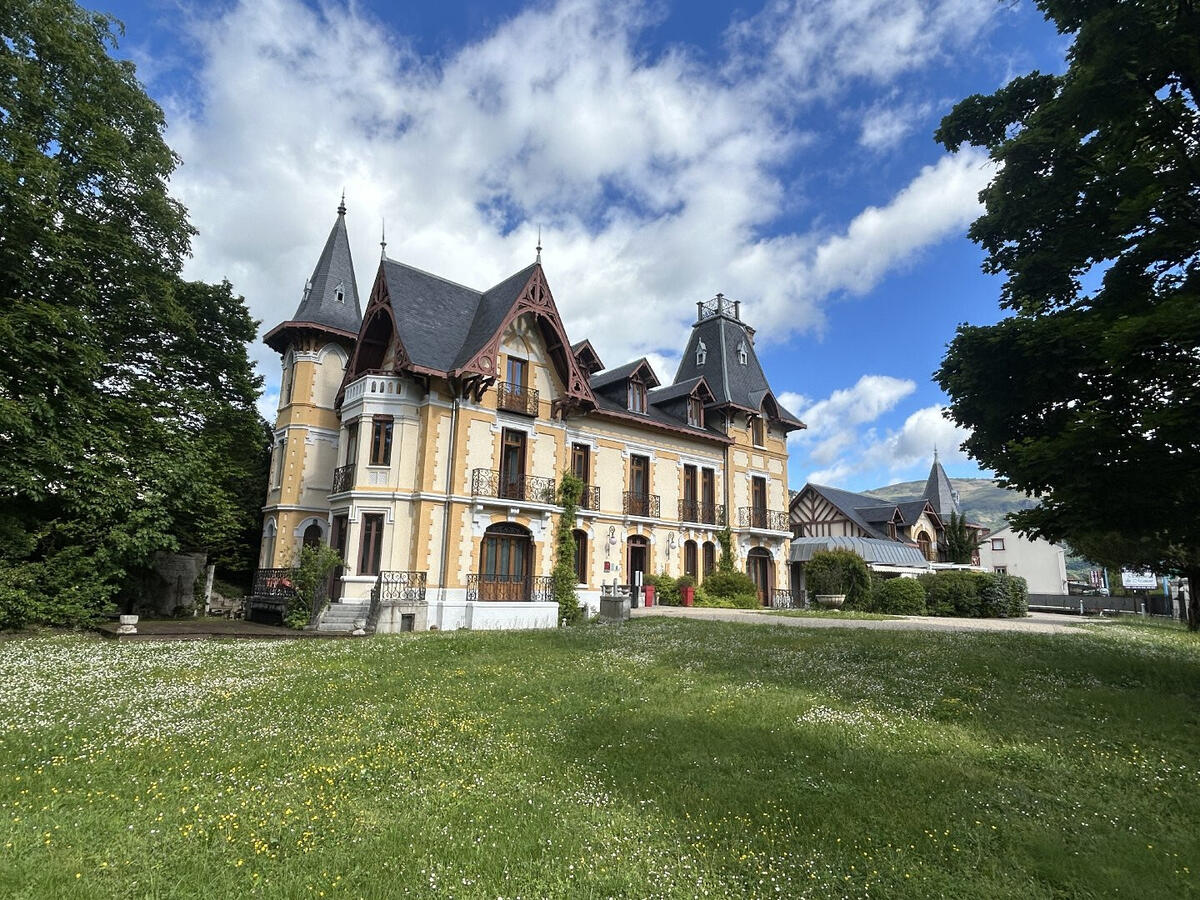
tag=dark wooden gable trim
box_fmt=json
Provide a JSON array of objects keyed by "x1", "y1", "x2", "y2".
[
  {"x1": 572, "y1": 339, "x2": 604, "y2": 374},
  {"x1": 690, "y1": 377, "x2": 717, "y2": 405},
  {"x1": 454, "y1": 264, "x2": 596, "y2": 415},
  {"x1": 336, "y1": 268, "x2": 412, "y2": 407}
]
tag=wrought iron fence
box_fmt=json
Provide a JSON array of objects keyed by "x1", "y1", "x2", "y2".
[
  {"x1": 578, "y1": 485, "x2": 601, "y2": 511},
  {"x1": 623, "y1": 491, "x2": 660, "y2": 518},
  {"x1": 496, "y1": 381, "x2": 539, "y2": 416},
  {"x1": 738, "y1": 507, "x2": 789, "y2": 530},
  {"x1": 471, "y1": 468, "x2": 557, "y2": 504},
  {"x1": 678, "y1": 500, "x2": 727, "y2": 526},
  {"x1": 331, "y1": 464, "x2": 354, "y2": 494},
  {"x1": 465, "y1": 573, "x2": 554, "y2": 602},
  {"x1": 374, "y1": 570, "x2": 428, "y2": 603}
]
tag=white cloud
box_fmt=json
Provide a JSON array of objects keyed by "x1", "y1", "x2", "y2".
[
  {"x1": 858, "y1": 99, "x2": 933, "y2": 152},
  {"x1": 861, "y1": 404, "x2": 972, "y2": 471},
  {"x1": 158, "y1": 0, "x2": 996, "y2": 399},
  {"x1": 794, "y1": 375, "x2": 917, "y2": 440}
]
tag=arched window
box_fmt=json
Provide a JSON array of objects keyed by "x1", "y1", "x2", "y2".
[
  {"x1": 916, "y1": 531, "x2": 934, "y2": 562},
  {"x1": 702, "y1": 541, "x2": 716, "y2": 577},
  {"x1": 627, "y1": 534, "x2": 649, "y2": 582},
  {"x1": 684, "y1": 540, "x2": 698, "y2": 579},
  {"x1": 281, "y1": 354, "x2": 294, "y2": 406},
  {"x1": 303, "y1": 522, "x2": 323, "y2": 549},
  {"x1": 480, "y1": 523, "x2": 532, "y2": 601},
  {"x1": 572, "y1": 529, "x2": 588, "y2": 584},
  {"x1": 746, "y1": 547, "x2": 773, "y2": 606},
  {"x1": 260, "y1": 519, "x2": 277, "y2": 568}
]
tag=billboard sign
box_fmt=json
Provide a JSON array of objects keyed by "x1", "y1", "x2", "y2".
[{"x1": 1120, "y1": 570, "x2": 1158, "y2": 591}]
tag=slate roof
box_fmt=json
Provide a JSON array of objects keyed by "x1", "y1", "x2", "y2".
[
  {"x1": 288, "y1": 202, "x2": 362, "y2": 335},
  {"x1": 589, "y1": 358, "x2": 660, "y2": 391},
  {"x1": 375, "y1": 259, "x2": 538, "y2": 374},
  {"x1": 590, "y1": 391, "x2": 728, "y2": 441},
  {"x1": 923, "y1": 456, "x2": 961, "y2": 519},
  {"x1": 647, "y1": 376, "x2": 709, "y2": 405},
  {"x1": 673, "y1": 307, "x2": 804, "y2": 428},
  {"x1": 805, "y1": 484, "x2": 894, "y2": 540}
]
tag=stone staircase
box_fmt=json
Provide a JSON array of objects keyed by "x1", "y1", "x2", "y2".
[{"x1": 315, "y1": 599, "x2": 371, "y2": 634}]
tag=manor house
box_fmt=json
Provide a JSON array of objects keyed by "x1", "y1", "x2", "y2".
[{"x1": 253, "y1": 201, "x2": 803, "y2": 631}]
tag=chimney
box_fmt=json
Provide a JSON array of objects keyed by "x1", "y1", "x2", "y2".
[
  {"x1": 733, "y1": 299, "x2": 741, "y2": 321},
  {"x1": 696, "y1": 301, "x2": 704, "y2": 323}
]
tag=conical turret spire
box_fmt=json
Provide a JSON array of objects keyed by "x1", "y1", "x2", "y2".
[
  {"x1": 286, "y1": 196, "x2": 362, "y2": 335},
  {"x1": 923, "y1": 453, "x2": 960, "y2": 519}
]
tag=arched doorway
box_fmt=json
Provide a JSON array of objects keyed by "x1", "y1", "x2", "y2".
[
  {"x1": 479, "y1": 523, "x2": 532, "y2": 602},
  {"x1": 746, "y1": 548, "x2": 774, "y2": 606},
  {"x1": 260, "y1": 519, "x2": 277, "y2": 568},
  {"x1": 627, "y1": 535, "x2": 649, "y2": 585}
]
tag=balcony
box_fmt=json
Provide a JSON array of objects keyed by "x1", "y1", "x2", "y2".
[
  {"x1": 331, "y1": 463, "x2": 355, "y2": 494},
  {"x1": 471, "y1": 468, "x2": 557, "y2": 504},
  {"x1": 577, "y1": 484, "x2": 600, "y2": 511},
  {"x1": 623, "y1": 491, "x2": 661, "y2": 518},
  {"x1": 678, "y1": 500, "x2": 727, "y2": 526},
  {"x1": 496, "y1": 381, "x2": 539, "y2": 416},
  {"x1": 738, "y1": 507, "x2": 790, "y2": 531},
  {"x1": 372, "y1": 570, "x2": 428, "y2": 603},
  {"x1": 466, "y1": 573, "x2": 554, "y2": 602}
]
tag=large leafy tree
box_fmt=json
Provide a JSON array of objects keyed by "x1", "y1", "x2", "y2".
[
  {"x1": 0, "y1": 1, "x2": 266, "y2": 625},
  {"x1": 934, "y1": 0, "x2": 1200, "y2": 628}
]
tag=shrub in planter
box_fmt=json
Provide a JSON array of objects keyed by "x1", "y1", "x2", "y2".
[
  {"x1": 645, "y1": 572, "x2": 681, "y2": 606},
  {"x1": 874, "y1": 577, "x2": 927, "y2": 615},
  {"x1": 805, "y1": 549, "x2": 871, "y2": 609}
]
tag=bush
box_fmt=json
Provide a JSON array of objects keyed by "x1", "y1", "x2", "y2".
[
  {"x1": 805, "y1": 550, "x2": 871, "y2": 609},
  {"x1": 916, "y1": 570, "x2": 1026, "y2": 618},
  {"x1": 694, "y1": 587, "x2": 758, "y2": 609},
  {"x1": 701, "y1": 570, "x2": 759, "y2": 601},
  {"x1": 645, "y1": 572, "x2": 681, "y2": 606},
  {"x1": 284, "y1": 545, "x2": 342, "y2": 630},
  {"x1": 874, "y1": 577, "x2": 927, "y2": 615}
]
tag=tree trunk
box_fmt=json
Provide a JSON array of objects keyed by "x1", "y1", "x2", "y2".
[{"x1": 1187, "y1": 569, "x2": 1200, "y2": 632}]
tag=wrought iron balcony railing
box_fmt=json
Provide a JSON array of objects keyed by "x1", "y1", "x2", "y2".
[
  {"x1": 578, "y1": 484, "x2": 600, "y2": 511},
  {"x1": 372, "y1": 570, "x2": 428, "y2": 604},
  {"x1": 769, "y1": 588, "x2": 798, "y2": 610},
  {"x1": 471, "y1": 468, "x2": 557, "y2": 504},
  {"x1": 623, "y1": 491, "x2": 661, "y2": 518},
  {"x1": 251, "y1": 568, "x2": 297, "y2": 600},
  {"x1": 738, "y1": 507, "x2": 790, "y2": 531},
  {"x1": 678, "y1": 500, "x2": 727, "y2": 526},
  {"x1": 331, "y1": 463, "x2": 355, "y2": 494},
  {"x1": 466, "y1": 573, "x2": 554, "y2": 602},
  {"x1": 496, "y1": 381, "x2": 539, "y2": 416}
]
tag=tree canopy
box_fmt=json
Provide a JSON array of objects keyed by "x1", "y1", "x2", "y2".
[
  {"x1": 0, "y1": 0, "x2": 268, "y2": 626},
  {"x1": 934, "y1": 0, "x2": 1200, "y2": 627}
]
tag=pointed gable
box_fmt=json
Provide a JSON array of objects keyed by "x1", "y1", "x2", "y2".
[
  {"x1": 571, "y1": 340, "x2": 605, "y2": 374},
  {"x1": 264, "y1": 199, "x2": 363, "y2": 352}
]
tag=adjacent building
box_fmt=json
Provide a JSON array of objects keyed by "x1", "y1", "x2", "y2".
[
  {"x1": 254, "y1": 203, "x2": 804, "y2": 630},
  {"x1": 977, "y1": 525, "x2": 1068, "y2": 595}
]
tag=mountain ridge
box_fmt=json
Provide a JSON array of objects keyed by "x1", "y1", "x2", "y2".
[{"x1": 865, "y1": 477, "x2": 1036, "y2": 534}]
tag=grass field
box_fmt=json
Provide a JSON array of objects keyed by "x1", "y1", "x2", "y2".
[{"x1": 0, "y1": 620, "x2": 1196, "y2": 898}]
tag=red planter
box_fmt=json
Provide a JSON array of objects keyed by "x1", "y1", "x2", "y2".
[
  {"x1": 681, "y1": 586, "x2": 695, "y2": 607},
  {"x1": 643, "y1": 585, "x2": 655, "y2": 607}
]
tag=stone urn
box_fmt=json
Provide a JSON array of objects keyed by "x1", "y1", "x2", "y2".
[
  {"x1": 117, "y1": 614, "x2": 139, "y2": 635},
  {"x1": 815, "y1": 594, "x2": 846, "y2": 610}
]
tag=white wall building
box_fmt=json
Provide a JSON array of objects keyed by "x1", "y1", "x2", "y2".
[{"x1": 977, "y1": 525, "x2": 1068, "y2": 595}]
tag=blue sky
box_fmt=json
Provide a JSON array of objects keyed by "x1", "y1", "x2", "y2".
[{"x1": 95, "y1": 0, "x2": 1068, "y2": 492}]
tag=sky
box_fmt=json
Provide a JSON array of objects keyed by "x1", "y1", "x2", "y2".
[{"x1": 94, "y1": 0, "x2": 1070, "y2": 493}]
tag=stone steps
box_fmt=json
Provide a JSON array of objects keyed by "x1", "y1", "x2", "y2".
[{"x1": 316, "y1": 601, "x2": 370, "y2": 633}]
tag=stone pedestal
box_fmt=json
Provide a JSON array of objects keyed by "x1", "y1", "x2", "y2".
[
  {"x1": 116, "y1": 614, "x2": 139, "y2": 635},
  {"x1": 599, "y1": 595, "x2": 631, "y2": 622}
]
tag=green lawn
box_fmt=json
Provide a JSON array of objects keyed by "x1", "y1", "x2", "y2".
[
  {"x1": 765, "y1": 608, "x2": 898, "y2": 621},
  {"x1": 0, "y1": 620, "x2": 1196, "y2": 898}
]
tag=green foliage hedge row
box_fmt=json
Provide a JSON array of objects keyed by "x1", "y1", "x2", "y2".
[{"x1": 910, "y1": 570, "x2": 1028, "y2": 618}]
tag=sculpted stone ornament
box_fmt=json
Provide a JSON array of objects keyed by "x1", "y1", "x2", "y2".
[{"x1": 117, "y1": 614, "x2": 139, "y2": 635}]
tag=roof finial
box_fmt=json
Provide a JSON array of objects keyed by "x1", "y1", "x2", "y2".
[
  {"x1": 933, "y1": 444, "x2": 939, "y2": 462},
  {"x1": 338, "y1": 189, "x2": 346, "y2": 216},
  {"x1": 535, "y1": 225, "x2": 542, "y2": 264},
  {"x1": 380, "y1": 218, "x2": 387, "y2": 260}
]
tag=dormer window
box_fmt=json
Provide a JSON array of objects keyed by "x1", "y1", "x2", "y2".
[
  {"x1": 737, "y1": 341, "x2": 748, "y2": 366},
  {"x1": 696, "y1": 339, "x2": 707, "y2": 366},
  {"x1": 628, "y1": 377, "x2": 647, "y2": 413},
  {"x1": 334, "y1": 282, "x2": 346, "y2": 304},
  {"x1": 687, "y1": 397, "x2": 703, "y2": 427}
]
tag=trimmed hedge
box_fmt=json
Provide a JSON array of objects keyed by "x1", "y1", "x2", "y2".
[
  {"x1": 702, "y1": 570, "x2": 759, "y2": 601},
  {"x1": 917, "y1": 570, "x2": 1029, "y2": 618},
  {"x1": 694, "y1": 587, "x2": 758, "y2": 609},
  {"x1": 874, "y1": 577, "x2": 927, "y2": 615}
]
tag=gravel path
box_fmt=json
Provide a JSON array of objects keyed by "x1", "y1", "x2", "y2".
[{"x1": 631, "y1": 605, "x2": 1107, "y2": 635}]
